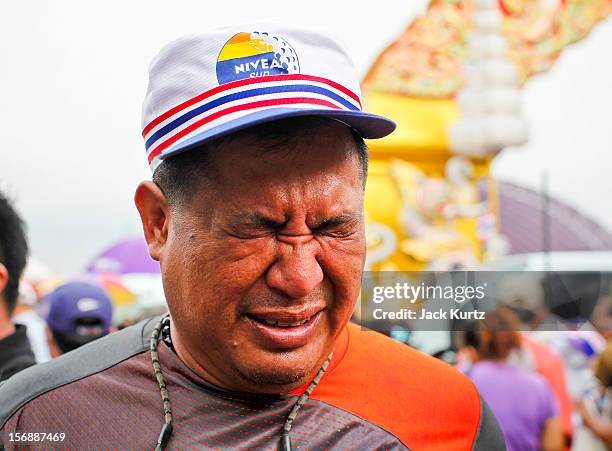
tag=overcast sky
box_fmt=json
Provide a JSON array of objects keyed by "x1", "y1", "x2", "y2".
[{"x1": 1, "y1": 0, "x2": 611, "y2": 274}]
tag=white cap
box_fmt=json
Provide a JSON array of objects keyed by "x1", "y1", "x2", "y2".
[{"x1": 142, "y1": 24, "x2": 396, "y2": 171}]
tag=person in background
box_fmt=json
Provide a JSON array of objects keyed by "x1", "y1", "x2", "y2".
[
  {"x1": 513, "y1": 325, "x2": 575, "y2": 445},
  {"x1": 0, "y1": 191, "x2": 35, "y2": 382},
  {"x1": 460, "y1": 308, "x2": 564, "y2": 451},
  {"x1": 44, "y1": 281, "x2": 114, "y2": 357},
  {"x1": 12, "y1": 280, "x2": 51, "y2": 363},
  {"x1": 579, "y1": 326, "x2": 612, "y2": 447}
]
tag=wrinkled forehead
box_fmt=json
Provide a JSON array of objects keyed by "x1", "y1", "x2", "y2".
[
  {"x1": 213, "y1": 174, "x2": 365, "y2": 228},
  {"x1": 208, "y1": 122, "x2": 363, "y2": 190},
  {"x1": 155, "y1": 117, "x2": 366, "y2": 213}
]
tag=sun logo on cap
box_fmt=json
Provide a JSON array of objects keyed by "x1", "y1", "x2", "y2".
[{"x1": 216, "y1": 31, "x2": 300, "y2": 84}]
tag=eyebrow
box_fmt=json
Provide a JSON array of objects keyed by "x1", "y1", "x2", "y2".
[
  {"x1": 232, "y1": 213, "x2": 360, "y2": 229},
  {"x1": 314, "y1": 214, "x2": 360, "y2": 229},
  {"x1": 233, "y1": 213, "x2": 287, "y2": 229}
]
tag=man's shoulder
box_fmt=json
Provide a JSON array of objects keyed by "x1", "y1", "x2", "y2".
[
  {"x1": 312, "y1": 323, "x2": 504, "y2": 450},
  {"x1": 0, "y1": 316, "x2": 159, "y2": 428},
  {"x1": 343, "y1": 322, "x2": 469, "y2": 384}
]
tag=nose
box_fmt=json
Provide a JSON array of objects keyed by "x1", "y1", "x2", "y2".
[{"x1": 265, "y1": 234, "x2": 324, "y2": 299}]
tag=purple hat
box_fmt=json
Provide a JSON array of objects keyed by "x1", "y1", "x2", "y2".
[{"x1": 45, "y1": 282, "x2": 113, "y2": 336}]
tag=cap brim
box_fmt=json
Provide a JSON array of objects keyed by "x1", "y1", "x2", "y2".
[{"x1": 158, "y1": 108, "x2": 396, "y2": 162}]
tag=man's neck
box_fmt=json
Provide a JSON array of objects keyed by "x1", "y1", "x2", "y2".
[
  {"x1": 0, "y1": 320, "x2": 16, "y2": 341},
  {"x1": 0, "y1": 300, "x2": 16, "y2": 340}
]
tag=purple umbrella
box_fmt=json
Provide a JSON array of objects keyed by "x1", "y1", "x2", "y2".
[{"x1": 87, "y1": 238, "x2": 160, "y2": 274}]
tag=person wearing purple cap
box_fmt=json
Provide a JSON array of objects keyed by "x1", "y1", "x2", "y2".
[{"x1": 44, "y1": 282, "x2": 114, "y2": 357}]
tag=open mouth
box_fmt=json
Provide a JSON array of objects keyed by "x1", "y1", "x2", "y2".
[
  {"x1": 247, "y1": 312, "x2": 318, "y2": 328},
  {"x1": 244, "y1": 309, "x2": 324, "y2": 348}
]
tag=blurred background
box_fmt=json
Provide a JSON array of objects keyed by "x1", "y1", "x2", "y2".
[{"x1": 2, "y1": 1, "x2": 612, "y2": 449}]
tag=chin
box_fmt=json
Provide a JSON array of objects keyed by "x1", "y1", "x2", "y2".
[
  {"x1": 241, "y1": 365, "x2": 307, "y2": 388},
  {"x1": 235, "y1": 344, "x2": 327, "y2": 392}
]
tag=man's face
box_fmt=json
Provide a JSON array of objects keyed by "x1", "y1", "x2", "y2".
[{"x1": 159, "y1": 121, "x2": 365, "y2": 393}]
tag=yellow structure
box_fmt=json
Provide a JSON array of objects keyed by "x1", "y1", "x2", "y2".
[
  {"x1": 363, "y1": 94, "x2": 488, "y2": 271},
  {"x1": 361, "y1": 0, "x2": 612, "y2": 272}
]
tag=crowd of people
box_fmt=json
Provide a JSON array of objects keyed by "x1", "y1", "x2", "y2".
[
  {"x1": 0, "y1": 192, "x2": 117, "y2": 379},
  {"x1": 455, "y1": 306, "x2": 612, "y2": 451}
]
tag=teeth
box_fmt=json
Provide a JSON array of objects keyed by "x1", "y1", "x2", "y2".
[{"x1": 260, "y1": 317, "x2": 311, "y2": 327}]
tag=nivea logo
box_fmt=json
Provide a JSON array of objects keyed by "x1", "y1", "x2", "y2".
[
  {"x1": 234, "y1": 57, "x2": 285, "y2": 75},
  {"x1": 216, "y1": 31, "x2": 300, "y2": 84}
]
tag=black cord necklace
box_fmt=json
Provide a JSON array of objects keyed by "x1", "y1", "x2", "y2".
[{"x1": 149, "y1": 314, "x2": 333, "y2": 451}]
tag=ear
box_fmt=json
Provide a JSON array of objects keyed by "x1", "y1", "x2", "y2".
[
  {"x1": 134, "y1": 181, "x2": 170, "y2": 261},
  {"x1": 0, "y1": 263, "x2": 8, "y2": 295}
]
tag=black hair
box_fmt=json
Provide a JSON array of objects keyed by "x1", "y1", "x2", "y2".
[
  {"x1": 50, "y1": 316, "x2": 106, "y2": 354},
  {"x1": 152, "y1": 116, "x2": 368, "y2": 207},
  {"x1": 51, "y1": 330, "x2": 102, "y2": 354},
  {"x1": 463, "y1": 321, "x2": 480, "y2": 348},
  {"x1": 0, "y1": 191, "x2": 28, "y2": 315},
  {"x1": 460, "y1": 308, "x2": 522, "y2": 360}
]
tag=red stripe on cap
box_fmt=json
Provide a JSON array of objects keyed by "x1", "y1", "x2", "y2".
[
  {"x1": 142, "y1": 74, "x2": 361, "y2": 138},
  {"x1": 147, "y1": 97, "x2": 341, "y2": 163}
]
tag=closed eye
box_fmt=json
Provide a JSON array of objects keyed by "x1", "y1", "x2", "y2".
[
  {"x1": 313, "y1": 215, "x2": 360, "y2": 238},
  {"x1": 226, "y1": 213, "x2": 361, "y2": 239},
  {"x1": 226, "y1": 214, "x2": 286, "y2": 239}
]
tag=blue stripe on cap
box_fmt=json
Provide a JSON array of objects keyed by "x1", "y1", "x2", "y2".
[{"x1": 145, "y1": 84, "x2": 360, "y2": 150}]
